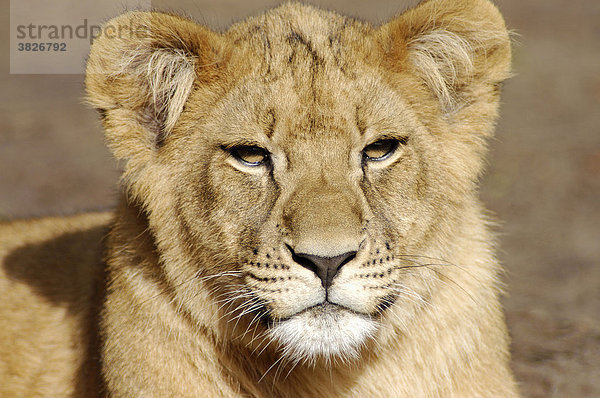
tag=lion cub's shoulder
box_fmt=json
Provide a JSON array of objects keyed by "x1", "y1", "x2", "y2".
[
  {"x1": 0, "y1": 211, "x2": 112, "y2": 304},
  {"x1": 1, "y1": 211, "x2": 111, "y2": 245},
  {"x1": 0, "y1": 212, "x2": 111, "y2": 397}
]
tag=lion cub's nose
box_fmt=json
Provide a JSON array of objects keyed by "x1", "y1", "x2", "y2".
[{"x1": 289, "y1": 247, "x2": 356, "y2": 289}]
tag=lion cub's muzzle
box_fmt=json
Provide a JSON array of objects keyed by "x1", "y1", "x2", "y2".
[{"x1": 281, "y1": 173, "x2": 366, "y2": 291}]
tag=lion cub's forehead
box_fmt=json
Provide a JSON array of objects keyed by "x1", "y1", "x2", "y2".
[
  {"x1": 210, "y1": 4, "x2": 411, "y2": 145},
  {"x1": 226, "y1": 3, "x2": 373, "y2": 87},
  {"x1": 209, "y1": 71, "x2": 407, "y2": 151}
]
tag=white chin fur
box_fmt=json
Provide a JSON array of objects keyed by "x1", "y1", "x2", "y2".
[{"x1": 269, "y1": 304, "x2": 377, "y2": 363}]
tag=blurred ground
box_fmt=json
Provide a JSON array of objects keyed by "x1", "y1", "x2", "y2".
[{"x1": 1, "y1": 1, "x2": 599, "y2": 396}]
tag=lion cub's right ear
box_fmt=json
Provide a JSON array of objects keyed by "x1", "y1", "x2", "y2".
[{"x1": 85, "y1": 12, "x2": 224, "y2": 161}]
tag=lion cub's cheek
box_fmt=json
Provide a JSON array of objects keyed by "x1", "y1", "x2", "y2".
[
  {"x1": 328, "y1": 277, "x2": 375, "y2": 314},
  {"x1": 252, "y1": 277, "x2": 325, "y2": 320},
  {"x1": 327, "y1": 262, "x2": 399, "y2": 315}
]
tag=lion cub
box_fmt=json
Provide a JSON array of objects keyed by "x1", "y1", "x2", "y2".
[{"x1": 0, "y1": 0, "x2": 519, "y2": 396}]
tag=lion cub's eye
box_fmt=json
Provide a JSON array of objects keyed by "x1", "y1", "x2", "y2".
[
  {"x1": 362, "y1": 139, "x2": 400, "y2": 161},
  {"x1": 230, "y1": 145, "x2": 270, "y2": 166}
]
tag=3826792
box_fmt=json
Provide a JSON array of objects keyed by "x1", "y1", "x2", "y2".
[{"x1": 17, "y1": 42, "x2": 67, "y2": 51}]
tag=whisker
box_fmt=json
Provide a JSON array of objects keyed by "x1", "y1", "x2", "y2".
[
  {"x1": 427, "y1": 268, "x2": 478, "y2": 305},
  {"x1": 388, "y1": 285, "x2": 432, "y2": 308},
  {"x1": 394, "y1": 259, "x2": 479, "y2": 305},
  {"x1": 139, "y1": 269, "x2": 243, "y2": 306},
  {"x1": 397, "y1": 254, "x2": 483, "y2": 283},
  {"x1": 258, "y1": 352, "x2": 286, "y2": 383}
]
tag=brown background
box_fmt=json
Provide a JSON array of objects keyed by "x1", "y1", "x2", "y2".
[{"x1": 1, "y1": 1, "x2": 599, "y2": 396}]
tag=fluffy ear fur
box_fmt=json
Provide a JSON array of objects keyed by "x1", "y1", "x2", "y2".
[
  {"x1": 85, "y1": 12, "x2": 224, "y2": 159},
  {"x1": 379, "y1": 0, "x2": 511, "y2": 114}
]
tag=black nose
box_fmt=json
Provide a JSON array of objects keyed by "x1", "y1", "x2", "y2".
[{"x1": 288, "y1": 246, "x2": 356, "y2": 289}]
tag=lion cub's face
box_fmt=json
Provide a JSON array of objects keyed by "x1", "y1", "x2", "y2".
[
  {"x1": 86, "y1": 2, "x2": 510, "y2": 363},
  {"x1": 181, "y1": 77, "x2": 429, "y2": 361},
  {"x1": 170, "y1": 14, "x2": 446, "y2": 363}
]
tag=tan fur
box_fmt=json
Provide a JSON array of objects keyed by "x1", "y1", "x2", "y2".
[{"x1": 1, "y1": 0, "x2": 519, "y2": 396}]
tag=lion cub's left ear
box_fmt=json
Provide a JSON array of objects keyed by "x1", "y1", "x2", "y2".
[{"x1": 378, "y1": 0, "x2": 512, "y2": 115}]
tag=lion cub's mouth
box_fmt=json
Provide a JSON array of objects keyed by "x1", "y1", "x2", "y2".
[{"x1": 267, "y1": 302, "x2": 378, "y2": 361}]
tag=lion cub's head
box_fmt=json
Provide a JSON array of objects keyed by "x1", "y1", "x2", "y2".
[{"x1": 86, "y1": 0, "x2": 511, "y2": 363}]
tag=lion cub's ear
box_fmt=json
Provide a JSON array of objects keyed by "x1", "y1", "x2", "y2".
[
  {"x1": 85, "y1": 12, "x2": 224, "y2": 159},
  {"x1": 378, "y1": 0, "x2": 511, "y2": 114}
]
